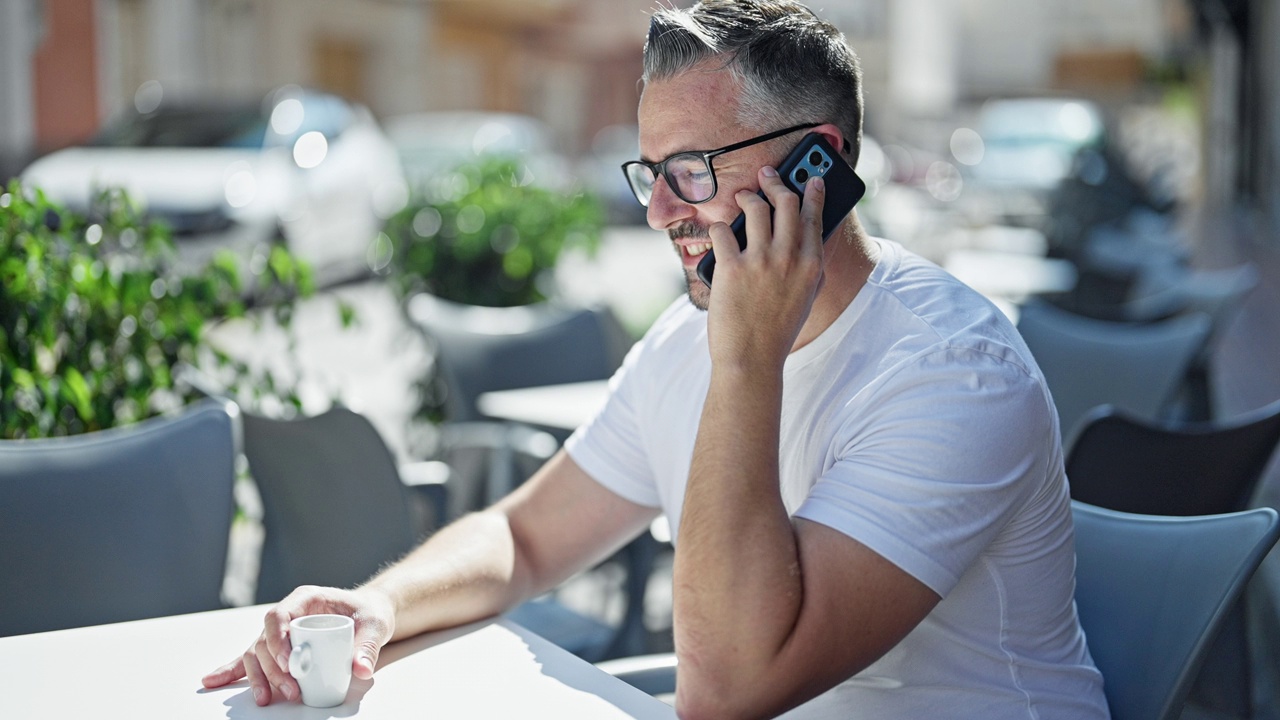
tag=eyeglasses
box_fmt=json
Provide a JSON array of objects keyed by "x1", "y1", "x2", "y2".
[{"x1": 620, "y1": 123, "x2": 819, "y2": 207}]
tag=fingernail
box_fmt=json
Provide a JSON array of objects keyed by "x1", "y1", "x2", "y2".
[
  {"x1": 761, "y1": 165, "x2": 778, "y2": 177},
  {"x1": 812, "y1": 176, "x2": 824, "y2": 190},
  {"x1": 277, "y1": 653, "x2": 289, "y2": 671},
  {"x1": 253, "y1": 687, "x2": 265, "y2": 705},
  {"x1": 281, "y1": 684, "x2": 296, "y2": 701}
]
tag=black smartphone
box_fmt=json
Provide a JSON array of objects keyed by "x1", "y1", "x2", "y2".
[{"x1": 696, "y1": 133, "x2": 867, "y2": 287}]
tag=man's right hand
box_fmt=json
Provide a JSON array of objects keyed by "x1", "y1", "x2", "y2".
[{"x1": 200, "y1": 585, "x2": 396, "y2": 706}]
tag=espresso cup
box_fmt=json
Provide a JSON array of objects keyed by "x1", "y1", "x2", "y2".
[{"x1": 287, "y1": 614, "x2": 355, "y2": 707}]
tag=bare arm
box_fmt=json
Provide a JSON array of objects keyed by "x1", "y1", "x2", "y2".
[
  {"x1": 673, "y1": 168, "x2": 940, "y2": 719},
  {"x1": 372, "y1": 449, "x2": 660, "y2": 641},
  {"x1": 203, "y1": 450, "x2": 658, "y2": 705}
]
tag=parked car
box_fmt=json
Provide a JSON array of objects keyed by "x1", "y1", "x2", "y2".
[
  {"x1": 954, "y1": 97, "x2": 1105, "y2": 226},
  {"x1": 968, "y1": 97, "x2": 1104, "y2": 190},
  {"x1": 22, "y1": 86, "x2": 407, "y2": 287}
]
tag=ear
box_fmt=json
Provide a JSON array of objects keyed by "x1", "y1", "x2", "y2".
[{"x1": 812, "y1": 123, "x2": 851, "y2": 158}]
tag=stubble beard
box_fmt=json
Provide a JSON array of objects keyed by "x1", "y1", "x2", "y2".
[{"x1": 670, "y1": 223, "x2": 712, "y2": 311}]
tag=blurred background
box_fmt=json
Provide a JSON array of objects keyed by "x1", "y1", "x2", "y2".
[{"x1": 4, "y1": 0, "x2": 1280, "y2": 715}]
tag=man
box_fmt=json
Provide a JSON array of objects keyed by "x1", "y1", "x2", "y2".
[{"x1": 205, "y1": 1, "x2": 1109, "y2": 717}]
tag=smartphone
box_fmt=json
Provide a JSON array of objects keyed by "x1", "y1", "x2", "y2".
[{"x1": 696, "y1": 133, "x2": 867, "y2": 287}]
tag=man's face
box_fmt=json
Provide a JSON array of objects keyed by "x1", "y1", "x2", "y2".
[{"x1": 637, "y1": 69, "x2": 777, "y2": 310}]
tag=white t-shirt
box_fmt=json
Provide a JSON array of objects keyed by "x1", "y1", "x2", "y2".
[{"x1": 565, "y1": 238, "x2": 1108, "y2": 719}]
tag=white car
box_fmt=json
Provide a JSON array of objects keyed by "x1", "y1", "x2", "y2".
[
  {"x1": 969, "y1": 97, "x2": 1105, "y2": 191},
  {"x1": 22, "y1": 87, "x2": 407, "y2": 288}
]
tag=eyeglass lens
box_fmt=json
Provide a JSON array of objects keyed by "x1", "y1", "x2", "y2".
[{"x1": 626, "y1": 153, "x2": 715, "y2": 207}]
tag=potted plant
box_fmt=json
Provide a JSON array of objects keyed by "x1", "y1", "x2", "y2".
[
  {"x1": 383, "y1": 157, "x2": 603, "y2": 307},
  {"x1": 0, "y1": 181, "x2": 312, "y2": 439}
]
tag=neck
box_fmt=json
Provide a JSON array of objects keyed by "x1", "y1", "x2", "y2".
[{"x1": 791, "y1": 213, "x2": 877, "y2": 353}]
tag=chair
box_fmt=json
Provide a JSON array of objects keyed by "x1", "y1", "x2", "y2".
[
  {"x1": 242, "y1": 405, "x2": 636, "y2": 662},
  {"x1": 405, "y1": 293, "x2": 632, "y2": 513},
  {"x1": 405, "y1": 293, "x2": 632, "y2": 425},
  {"x1": 1070, "y1": 501, "x2": 1280, "y2": 720},
  {"x1": 1065, "y1": 400, "x2": 1280, "y2": 717},
  {"x1": 242, "y1": 407, "x2": 433, "y2": 604},
  {"x1": 1066, "y1": 400, "x2": 1280, "y2": 517},
  {"x1": 596, "y1": 652, "x2": 678, "y2": 700},
  {"x1": 0, "y1": 398, "x2": 239, "y2": 637},
  {"x1": 1126, "y1": 262, "x2": 1259, "y2": 420},
  {"x1": 1123, "y1": 261, "x2": 1259, "y2": 328},
  {"x1": 1016, "y1": 299, "x2": 1212, "y2": 444},
  {"x1": 599, "y1": 502, "x2": 1280, "y2": 719}
]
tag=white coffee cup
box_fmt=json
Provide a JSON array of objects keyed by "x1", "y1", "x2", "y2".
[{"x1": 288, "y1": 614, "x2": 355, "y2": 708}]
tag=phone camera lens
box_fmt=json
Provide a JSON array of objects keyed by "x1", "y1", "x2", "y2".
[
  {"x1": 809, "y1": 151, "x2": 823, "y2": 165},
  {"x1": 794, "y1": 168, "x2": 810, "y2": 184}
]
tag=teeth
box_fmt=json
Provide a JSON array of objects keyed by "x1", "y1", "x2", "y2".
[{"x1": 685, "y1": 243, "x2": 712, "y2": 256}]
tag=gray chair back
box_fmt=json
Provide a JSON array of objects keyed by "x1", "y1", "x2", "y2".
[
  {"x1": 1016, "y1": 300, "x2": 1211, "y2": 443},
  {"x1": 1071, "y1": 501, "x2": 1280, "y2": 720},
  {"x1": 1067, "y1": 400, "x2": 1280, "y2": 516},
  {"x1": 0, "y1": 398, "x2": 239, "y2": 636},
  {"x1": 405, "y1": 293, "x2": 631, "y2": 425},
  {"x1": 1125, "y1": 261, "x2": 1258, "y2": 327},
  {"x1": 242, "y1": 407, "x2": 419, "y2": 604}
]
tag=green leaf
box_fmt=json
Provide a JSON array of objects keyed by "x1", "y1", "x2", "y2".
[
  {"x1": 61, "y1": 367, "x2": 95, "y2": 422},
  {"x1": 338, "y1": 300, "x2": 359, "y2": 328}
]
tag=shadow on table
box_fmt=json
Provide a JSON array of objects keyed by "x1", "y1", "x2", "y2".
[
  {"x1": 509, "y1": 622, "x2": 675, "y2": 719},
  {"x1": 201, "y1": 676, "x2": 370, "y2": 719}
]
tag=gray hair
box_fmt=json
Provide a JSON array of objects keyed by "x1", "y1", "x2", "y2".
[{"x1": 642, "y1": 0, "x2": 864, "y2": 164}]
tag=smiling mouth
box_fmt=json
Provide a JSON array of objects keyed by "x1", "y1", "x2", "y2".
[{"x1": 683, "y1": 243, "x2": 712, "y2": 257}]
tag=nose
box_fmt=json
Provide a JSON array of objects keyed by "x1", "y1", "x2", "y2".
[{"x1": 645, "y1": 175, "x2": 695, "y2": 231}]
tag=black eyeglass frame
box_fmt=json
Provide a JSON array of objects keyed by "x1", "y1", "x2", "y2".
[{"x1": 620, "y1": 122, "x2": 821, "y2": 207}]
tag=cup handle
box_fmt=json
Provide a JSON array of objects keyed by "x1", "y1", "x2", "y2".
[{"x1": 288, "y1": 642, "x2": 311, "y2": 679}]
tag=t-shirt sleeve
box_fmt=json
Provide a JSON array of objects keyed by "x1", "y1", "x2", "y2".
[
  {"x1": 563, "y1": 301, "x2": 693, "y2": 509},
  {"x1": 793, "y1": 345, "x2": 1058, "y2": 598},
  {"x1": 564, "y1": 344, "x2": 661, "y2": 507}
]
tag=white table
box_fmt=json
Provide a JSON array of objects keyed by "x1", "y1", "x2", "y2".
[
  {"x1": 0, "y1": 605, "x2": 675, "y2": 719},
  {"x1": 477, "y1": 380, "x2": 610, "y2": 432},
  {"x1": 944, "y1": 248, "x2": 1078, "y2": 302},
  {"x1": 476, "y1": 380, "x2": 674, "y2": 543}
]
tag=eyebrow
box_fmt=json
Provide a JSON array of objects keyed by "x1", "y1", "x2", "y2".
[{"x1": 638, "y1": 145, "x2": 699, "y2": 165}]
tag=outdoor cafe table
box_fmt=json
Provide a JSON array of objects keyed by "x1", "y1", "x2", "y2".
[
  {"x1": 0, "y1": 603, "x2": 675, "y2": 719},
  {"x1": 477, "y1": 379, "x2": 610, "y2": 433},
  {"x1": 475, "y1": 380, "x2": 611, "y2": 502}
]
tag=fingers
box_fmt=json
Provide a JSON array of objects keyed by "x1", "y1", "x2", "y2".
[
  {"x1": 235, "y1": 590, "x2": 313, "y2": 706},
  {"x1": 757, "y1": 166, "x2": 800, "y2": 248},
  {"x1": 353, "y1": 635, "x2": 382, "y2": 680},
  {"x1": 241, "y1": 645, "x2": 276, "y2": 706},
  {"x1": 262, "y1": 603, "x2": 296, "y2": 678},
  {"x1": 800, "y1": 175, "x2": 826, "y2": 257},
  {"x1": 351, "y1": 589, "x2": 395, "y2": 679},
  {"x1": 255, "y1": 630, "x2": 300, "y2": 703},
  {"x1": 201, "y1": 657, "x2": 245, "y2": 689}
]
